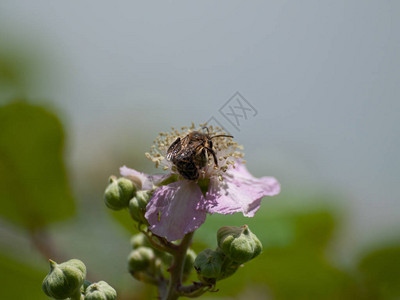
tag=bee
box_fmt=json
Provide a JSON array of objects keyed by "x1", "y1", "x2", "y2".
[{"x1": 166, "y1": 128, "x2": 233, "y2": 180}]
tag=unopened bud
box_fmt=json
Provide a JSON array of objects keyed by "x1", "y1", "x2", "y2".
[
  {"x1": 130, "y1": 233, "x2": 172, "y2": 265},
  {"x1": 194, "y1": 249, "x2": 224, "y2": 283},
  {"x1": 127, "y1": 246, "x2": 155, "y2": 273},
  {"x1": 130, "y1": 233, "x2": 152, "y2": 249},
  {"x1": 42, "y1": 259, "x2": 86, "y2": 299},
  {"x1": 129, "y1": 190, "x2": 151, "y2": 224},
  {"x1": 104, "y1": 176, "x2": 135, "y2": 210},
  {"x1": 85, "y1": 281, "x2": 117, "y2": 300},
  {"x1": 217, "y1": 225, "x2": 262, "y2": 264},
  {"x1": 183, "y1": 248, "x2": 196, "y2": 280}
]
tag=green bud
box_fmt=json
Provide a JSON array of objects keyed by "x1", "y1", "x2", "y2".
[
  {"x1": 194, "y1": 249, "x2": 224, "y2": 283},
  {"x1": 130, "y1": 233, "x2": 172, "y2": 265},
  {"x1": 217, "y1": 225, "x2": 262, "y2": 264},
  {"x1": 129, "y1": 190, "x2": 151, "y2": 224},
  {"x1": 219, "y1": 258, "x2": 240, "y2": 280},
  {"x1": 104, "y1": 176, "x2": 135, "y2": 210},
  {"x1": 82, "y1": 280, "x2": 92, "y2": 293},
  {"x1": 42, "y1": 259, "x2": 86, "y2": 299},
  {"x1": 183, "y1": 248, "x2": 196, "y2": 276},
  {"x1": 85, "y1": 281, "x2": 117, "y2": 300},
  {"x1": 130, "y1": 233, "x2": 152, "y2": 249},
  {"x1": 127, "y1": 246, "x2": 155, "y2": 273}
]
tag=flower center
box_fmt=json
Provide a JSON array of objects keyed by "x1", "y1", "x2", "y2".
[{"x1": 145, "y1": 123, "x2": 244, "y2": 180}]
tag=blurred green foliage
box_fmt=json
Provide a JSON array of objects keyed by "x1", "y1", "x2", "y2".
[
  {"x1": 0, "y1": 252, "x2": 47, "y2": 299},
  {"x1": 0, "y1": 44, "x2": 42, "y2": 100},
  {"x1": 0, "y1": 101, "x2": 75, "y2": 229},
  {"x1": 359, "y1": 246, "x2": 400, "y2": 299}
]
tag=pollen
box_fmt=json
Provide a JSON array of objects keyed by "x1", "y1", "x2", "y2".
[{"x1": 145, "y1": 123, "x2": 244, "y2": 180}]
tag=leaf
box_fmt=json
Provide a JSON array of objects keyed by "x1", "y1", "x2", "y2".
[
  {"x1": 0, "y1": 101, "x2": 75, "y2": 229},
  {"x1": 358, "y1": 246, "x2": 400, "y2": 299},
  {"x1": 0, "y1": 252, "x2": 47, "y2": 299}
]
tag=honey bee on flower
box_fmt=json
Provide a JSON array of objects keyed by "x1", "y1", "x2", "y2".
[{"x1": 120, "y1": 123, "x2": 280, "y2": 241}]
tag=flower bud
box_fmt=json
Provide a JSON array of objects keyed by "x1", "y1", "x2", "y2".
[
  {"x1": 85, "y1": 281, "x2": 117, "y2": 300},
  {"x1": 130, "y1": 233, "x2": 152, "y2": 249},
  {"x1": 104, "y1": 176, "x2": 135, "y2": 210},
  {"x1": 129, "y1": 190, "x2": 151, "y2": 224},
  {"x1": 183, "y1": 249, "x2": 196, "y2": 280},
  {"x1": 217, "y1": 225, "x2": 262, "y2": 264},
  {"x1": 194, "y1": 249, "x2": 224, "y2": 283},
  {"x1": 130, "y1": 233, "x2": 172, "y2": 265},
  {"x1": 219, "y1": 257, "x2": 240, "y2": 280},
  {"x1": 42, "y1": 259, "x2": 86, "y2": 299},
  {"x1": 127, "y1": 246, "x2": 155, "y2": 273}
]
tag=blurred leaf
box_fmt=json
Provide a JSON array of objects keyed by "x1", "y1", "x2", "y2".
[
  {"x1": 0, "y1": 101, "x2": 75, "y2": 229},
  {"x1": 0, "y1": 252, "x2": 47, "y2": 299},
  {"x1": 358, "y1": 246, "x2": 400, "y2": 299},
  {"x1": 0, "y1": 46, "x2": 36, "y2": 100},
  {"x1": 0, "y1": 54, "x2": 20, "y2": 90}
]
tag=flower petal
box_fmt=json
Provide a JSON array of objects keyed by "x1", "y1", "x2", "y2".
[
  {"x1": 205, "y1": 162, "x2": 280, "y2": 217},
  {"x1": 145, "y1": 181, "x2": 207, "y2": 241},
  {"x1": 120, "y1": 166, "x2": 170, "y2": 190}
]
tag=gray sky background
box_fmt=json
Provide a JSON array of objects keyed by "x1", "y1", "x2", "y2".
[{"x1": 1, "y1": 1, "x2": 399, "y2": 262}]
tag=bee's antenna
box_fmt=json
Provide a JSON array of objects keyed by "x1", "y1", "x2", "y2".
[
  {"x1": 202, "y1": 126, "x2": 210, "y2": 135},
  {"x1": 210, "y1": 134, "x2": 234, "y2": 139}
]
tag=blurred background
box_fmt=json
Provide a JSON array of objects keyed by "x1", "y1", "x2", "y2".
[{"x1": 0, "y1": 1, "x2": 399, "y2": 299}]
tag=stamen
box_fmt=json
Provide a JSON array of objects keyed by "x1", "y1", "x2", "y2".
[{"x1": 145, "y1": 123, "x2": 244, "y2": 180}]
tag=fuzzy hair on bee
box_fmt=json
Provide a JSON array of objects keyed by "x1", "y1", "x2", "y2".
[{"x1": 166, "y1": 128, "x2": 233, "y2": 180}]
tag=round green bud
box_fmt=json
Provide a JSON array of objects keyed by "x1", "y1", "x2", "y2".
[
  {"x1": 194, "y1": 249, "x2": 224, "y2": 283},
  {"x1": 42, "y1": 259, "x2": 86, "y2": 299},
  {"x1": 130, "y1": 233, "x2": 172, "y2": 265},
  {"x1": 217, "y1": 225, "x2": 262, "y2": 264},
  {"x1": 104, "y1": 176, "x2": 135, "y2": 210},
  {"x1": 130, "y1": 233, "x2": 152, "y2": 249},
  {"x1": 128, "y1": 190, "x2": 151, "y2": 224},
  {"x1": 183, "y1": 248, "x2": 197, "y2": 275},
  {"x1": 127, "y1": 246, "x2": 155, "y2": 273},
  {"x1": 85, "y1": 281, "x2": 117, "y2": 300}
]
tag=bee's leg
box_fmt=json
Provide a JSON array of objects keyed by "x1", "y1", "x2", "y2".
[{"x1": 204, "y1": 147, "x2": 218, "y2": 166}]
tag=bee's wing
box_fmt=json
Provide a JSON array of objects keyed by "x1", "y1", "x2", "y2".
[
  {"x1": 166, "y1": 137, "x2": 181, "y2": 161},
  {"x1": 175, "y1": 139, "x2": 203, "y2": 161}
]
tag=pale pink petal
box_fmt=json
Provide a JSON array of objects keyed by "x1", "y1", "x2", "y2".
[
  {"x1": 145, "y1": 181, "x2": 207, "y2": 241},
  {"x1": 205, "y1": 162, "x2": 280, "y2": 217},
  {"x1": 120, "y1": 166, "x2": 170, "y2": 190}
]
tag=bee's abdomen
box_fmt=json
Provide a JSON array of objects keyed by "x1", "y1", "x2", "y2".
[{"x1": 176, "y1": 161, "x2": 199, "y2": 180}]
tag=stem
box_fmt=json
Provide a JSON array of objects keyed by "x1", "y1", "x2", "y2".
[
  {"x1": 141, "y1": 228, "x2": 178, "y2": 254},
  {"x1": 162, "y1": 232, "x2": 194, "y2": 300},
  {"x1": 69, "y1": 289, "x2": 83, "y2": 300}
]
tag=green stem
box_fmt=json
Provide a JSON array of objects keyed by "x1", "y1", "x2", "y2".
[
  {"x1": 69, "y1": 289, "x2": 83, "y2": 300},
  {"x1": 141, "y1": 228, "x2": 178, "y2": 254},
  {"x1": 163, "y1": 232, "x2": 194, "y2": 300}
]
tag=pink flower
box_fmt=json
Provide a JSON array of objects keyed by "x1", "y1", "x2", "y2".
[
  {"x1": 121, "y1": 162, "x2": 280, "y2": 241},
  {"x1": 120, "y1": 125, "x2": 280, "y2": 241}
]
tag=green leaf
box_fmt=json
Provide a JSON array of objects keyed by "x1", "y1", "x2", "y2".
[
  {"x1": 0, "y1": 252, "x2": 47, "y2": 299},
  {"x1": 0, "y1": 101, "x2": 75, "y2": 229},
  {"x1": 358, "y1": 246, "x2": 400, "y2": 299}
]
